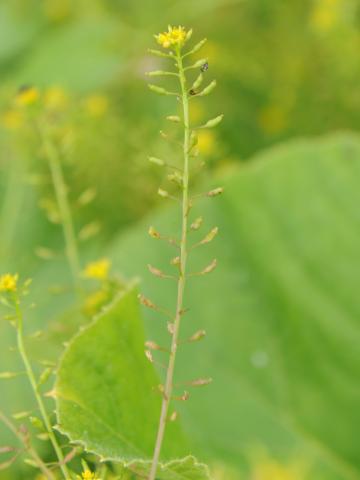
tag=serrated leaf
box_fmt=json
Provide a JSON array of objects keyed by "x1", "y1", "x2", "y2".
[
  {"x1": 121, "y1": 456, "x2": 211, "y2": 480},
  {"x1": 55, "y1": 286, "x2": 200, "y2": 473}
]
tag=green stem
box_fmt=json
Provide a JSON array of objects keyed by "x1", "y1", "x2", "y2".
[
  {"x1": 14, "y1": 298, "x2": 71, "y2": 480},
  {"x1": 148, "y1": 48, "x2": 190, "y2": 480},
  {"x1": 40, "y1": 129, "x2": 81, "y2": 291}
]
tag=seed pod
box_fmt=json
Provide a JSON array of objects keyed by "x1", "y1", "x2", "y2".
[
  {"x1": 148, "y1": 48, "x2": 174, "y2": 58},
  {"x1": 200, "y1": 227, "x2": 218, "y2": 245},
  {"x1": 38, "y1": 367, "x2": 53, "y2": 387},
  {"x1": 138, "y1": 293, "x2": 156, "y2": 309},
  {"x1": 198, "y1": 80, "x2": 217, "y2": 97},
  {"x1": 145, "y1": 350, "x2": 154, "y2": 363},
  {"x1": 145, "y1": 341, "x2": 162, "y2": 351},
  {"x1": 207, "y1": 187, "x2": 224, "y2": 197},
  {"x1": 189, "y1": 131, "x2": 198, "y2": 151},
  {"x1": 78, "y1": 188, "x2": 97, "y2": 206},
  {"x1": 148, "y1": 156, "x2": 165, "y2": 166},
  {"x1": 29, "y1": 416, "x2": 44, "y2": 430},
  {"x1": 201, "y1": 259, "x2": 217, "y2": 275},
  {"x1": 148, "y1": 84, "x2": 170, "y2": 95},
  {"x1": 189, "y1": 329, "x2": 206, "y2": 342},
  {"x1": 189, "y1": 378, "x2": 213, "y2": 387},
  {"x1": 166, "y1": 115, "x2": 181, "y2": 123},
  {"x1": 186, "y1": 39, "x2": 207, "y2": 56},
  {"x1": 185, "y1": 29, "x2": 193, "y2": 42},
  {"x1": 0, "y1": 372, "x2": 21, "y2": 379},
  {"x1": 201, "y1": 114, "x2": 224, "y2": 129},
  {"x1": 158, "y1": 188, "x2": 169, "y2": 198},
  {"x1": 187, "y1": 58, "x2": 208, "y2": 70},
  {"x1": 190, "y1": 73, "x2": 204, "y2": 91},
  {"x1": 191, "y1": 217, "x2": 203, "y2": 230},
  {"x1": 148, "y1": 226, "x2": 161, "y2": 239},
  {"x1": 146, "y1": 70, "x2": 175, "y2": 77}
]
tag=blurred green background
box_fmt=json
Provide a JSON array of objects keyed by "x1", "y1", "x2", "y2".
[{"x1": 1, "y1": 0, "x2": 360, "y2": 479}]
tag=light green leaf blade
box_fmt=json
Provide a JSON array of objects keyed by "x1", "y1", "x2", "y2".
[
  {"x1": 107, "y1": 133, "x2": 360, "y2": 479},
  {"x1": 55, "y1": 286, "x2": 197, "y2": 469}
]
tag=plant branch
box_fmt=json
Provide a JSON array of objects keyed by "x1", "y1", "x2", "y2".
[
  {"x1": 40, "y1": 128, "x2": 81, "y2": 291},
  {"x1": 0, "y1": 410, "x2": 56, "y2": 480},
  {"x1": 148, "y1": 45, "x2": 191, "y2": 480},
  {"x1": 14, "y1": 297, "x2": 71, "y2": 480}
]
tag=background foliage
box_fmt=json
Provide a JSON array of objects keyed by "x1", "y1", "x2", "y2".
[{"x1": 0, "y1": 0, "x2": 359, "y2": 479}]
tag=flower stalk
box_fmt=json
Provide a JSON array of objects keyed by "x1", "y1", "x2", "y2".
[
  {"x1": 148, "y1": 46, "x2": 191, "y2": 480},
  {"x1": 13, "y1": 294, "x2": 71, "y2": 480},
  {"x1": 39, "y1": 127, "x2": 81, "y2": 291},
  {"x1": 144, "y1": 25, "x2": 222, "y2": 479}
]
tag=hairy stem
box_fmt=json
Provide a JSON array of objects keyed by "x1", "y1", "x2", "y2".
[
  {"x1": 41, "y1": 129, "x2": 81, "y2": 290},
  {"x1": 14, "y1": 299, "x2": 71, "y2": 480},
  {"x1": 0, "y1": 410, "x2": 56, "y2": 480},
  {"x1": 148, "y1": 48, "x2": 190, "y2": 480}
]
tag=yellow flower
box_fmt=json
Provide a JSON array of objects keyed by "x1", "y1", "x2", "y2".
[
  {"x1": 83, "y1": 94, "x2": 109, "y2": 118},
  {"x1": 15, "y1": 86, "x2": 39, "y2": 107},
  {"x1": 1, "y1": 109, "x2": 24, "y2": 130},
  {"x1": 155, "y1": 25, "x2": 187, "y2": 48},
  {"x1": 44, "y1": 86, "x2": 68, "y2": 111},
  {"x1": 83, "y1": 259, "x2": 111, "y2": 281},
  {"x1": 198, "y1": 130, "x2": 216, "y2": 155},
  {"x1": 82, "y1": 470, "x2": 96, "y2": 480},
  {"x1": 76, "y1": 469, "x2": 100, "y2": 480},
  {"x1": 0, "y1": 274, "x2": 18, "y2": 293}
]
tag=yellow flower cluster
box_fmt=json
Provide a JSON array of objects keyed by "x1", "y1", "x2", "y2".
[
  {"x1": 83, "y1": 259, "x2": 111, "y2": 281},
  {"x1": 15, "y1": 86, "x2": 39, "y2": 107},
  {"x1": 76, "y1": 469, "x2": 100, "y2": 480},
  {"x1": 155, "y1": 25, "x2": 187, "y2": 49},
  {"x1": 82, "y1": 470, "x2": 99, "y2": 480},
  {"x1": 0, "y1": 273, "x2": 18, "y2": 292}
]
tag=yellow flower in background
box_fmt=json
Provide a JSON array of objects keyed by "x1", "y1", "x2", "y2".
[
  {"x1": 198, "y1": 130, "x2": 216, "y2": 155},
  {"x1": 44, "y1": 86, "x2": 68, "y2": 111},
  {"x1": 1, "y1": 109, "x2": 24, "y2": 130},
  {"x1": 15, "y1": 86, "x2": 39, "y2": 107},
  {"x1": 252, "y1": 459, "x2": 303, "y2": 480},
  {"x1": 44, "y1": 0, "x2": 71, "y2": 22},
  {"x1": 310, "y1": 0, "x2": 341, "y2": 32},
  {"x1": 0, "y1": 274, "x2": 18, "y2": 292},
  {"x1": 155, "y1": 25, "x2": 187, "y2": 48},
  {"x1": 84, "y1": 94, "x2": 109, "y2": 118},
  {"x1": 83, "y1": 259, "x2": 111, "y2": 281}
]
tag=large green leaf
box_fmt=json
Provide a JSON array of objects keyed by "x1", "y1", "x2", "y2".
[
  {"x1": 104, "y1": 133, "x2": 360, "y2": 479},
  {"x1": 55, "y1": 286, "x2": 207, "y2": 477}
]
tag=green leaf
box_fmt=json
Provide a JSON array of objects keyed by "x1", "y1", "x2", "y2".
[
  {"x1": 120, "y1": 456, "x2": 211, "y2": 480},
  {"x1": 55, "y1": 286, "x2": 203, "y2": 474},
  {"x1": 107, "y1": 133, "x2": 360, "y2": 479}
]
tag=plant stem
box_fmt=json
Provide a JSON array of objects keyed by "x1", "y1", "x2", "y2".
[
  {"x1": 41, "y1": 129, "x2": 81, "y2": 291},
  {"x1": 0, "y1": 410, "x2": 56, "y2": 480},
  {"x1": 14, "y1": 299, "x2": 71, "y2": 480},
  {"x1": 148, "y1": 48, "x2": 190, "y2": 480}
]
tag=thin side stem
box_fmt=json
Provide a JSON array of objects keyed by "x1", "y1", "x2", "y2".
[
  {"x1": 40, "y1": 129, "x2": 81, "y2": 291},
  {"x1": 14, "y1": 299, "x2": 71, "y2": 480},
  {"x1": 0, "y1": 411, "x2": 56, "y2": 480},
  {"x1": 148, "y1": 47, "x2": 190, "y2": 480}
]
